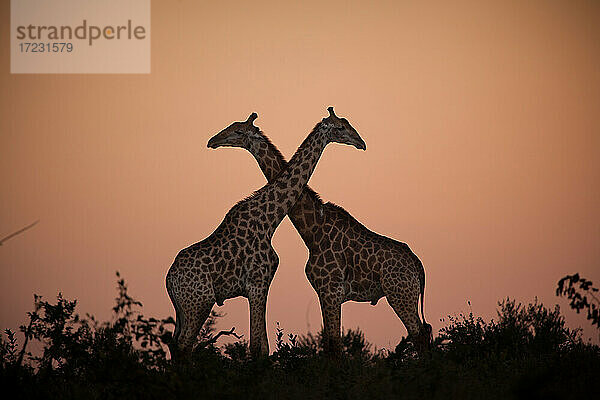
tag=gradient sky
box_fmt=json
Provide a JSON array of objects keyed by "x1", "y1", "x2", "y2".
[{"x1": 1, "y1": 0, "x2": 599, "y2": 350}]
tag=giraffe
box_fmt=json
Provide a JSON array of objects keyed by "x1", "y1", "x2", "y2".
[
  {"x1": 208, "y1": 108, "x2": 432, "y2": 354},
  {"x1": 166, "y1": 108, "x2": 366, "y2": 359}
]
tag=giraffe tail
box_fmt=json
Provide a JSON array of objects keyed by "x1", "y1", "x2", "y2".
[
  {"x1": 171, "y1": 297, "x2": 183, "y2": 344},
  {"x1": 419, "y1": 265, "x2": 433, "y2": 344},
  {"x1": 419, "y1": 268, "x2": 426, "y2": 325},
  {"x1": 166, "y1": 273, "x2": 183, "y2": 354}
]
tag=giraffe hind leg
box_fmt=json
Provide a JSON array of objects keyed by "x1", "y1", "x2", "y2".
[
  {"x1": 176, "y1": 298, "x2": 214, "y2": 357},
  {"x1": 167, "y1": 275, "x2": 216, "y2": 360},
  {"x1": 386, "y1": 288, "x2": 430, "y2": 354}
]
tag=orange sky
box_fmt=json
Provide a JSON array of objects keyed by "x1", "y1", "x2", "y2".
[{"x1": 1, "y1": 0, "x2": 599, "y2": 349}]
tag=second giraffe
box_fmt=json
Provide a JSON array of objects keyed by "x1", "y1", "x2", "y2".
[{"x1": 208, "y1": 107, "x2": 432, "y2": 354}]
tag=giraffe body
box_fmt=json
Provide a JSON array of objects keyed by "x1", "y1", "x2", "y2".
[
  {"x1": 167, "y1": 109, "x2": 365, "y2": 358},
  {"x1": 208, "y1": 113, "x2": 431, "y2": 354},
  {"x1": 166, "y1": 205, "x2": 279, "y2": 358},
  {"x1": 302, "y1": 202, "x2": 430, "y2": 353}
]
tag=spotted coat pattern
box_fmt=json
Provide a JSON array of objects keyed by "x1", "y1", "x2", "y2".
[
  {"x1": 166, "y1": 110, "x2": 365, "y2": 358},
  {"x1": 211, "y1": 118, "x2": 432, "y2": 353}
]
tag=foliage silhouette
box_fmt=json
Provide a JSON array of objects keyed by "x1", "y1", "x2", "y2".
[
  {"x1": 1, "y1": 273, "x2": 599, "y2": 399},
  {"x1": 557, "y1": 273, "x2": 600, "y2": 329}
]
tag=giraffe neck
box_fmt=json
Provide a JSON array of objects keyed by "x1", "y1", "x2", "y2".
[
  {"x1": 244, "y1": 124, "x2": 329, "y2": 238},
  {"x1": 247, "y1": 136, "x2": 287, "y2": 182},
  {"x1": 247, "y1": 134, "x2": 323, "y2": 244}
]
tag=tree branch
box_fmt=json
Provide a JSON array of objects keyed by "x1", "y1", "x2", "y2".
[
  {"x1": 0, "y1": 220, "x2": 39, "y2": 246},
  {"x1": 201, "y1": 327, "x2": 243, "y2": 346}
]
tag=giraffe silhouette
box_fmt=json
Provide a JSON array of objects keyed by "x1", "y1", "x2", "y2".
[
  {"x1": 208, "y1": 110, "x2": 432, "y2": 354},
  {"x1": 166, "y1": 108, "x2": 365, "y2": 359}
]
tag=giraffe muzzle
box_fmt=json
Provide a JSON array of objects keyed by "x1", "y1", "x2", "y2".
[
  {"x1": 207, "y1": 137, "x2": 221, "y2": 148},
  {"x1": 355, "y1": 140, "x2": 366, "y2": 150}
]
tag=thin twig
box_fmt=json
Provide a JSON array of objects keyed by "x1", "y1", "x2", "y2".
[
  {"x1": 202, "y1": 327, "x2": 243, "y2": 346},
  {"x1": 16, "y1": 314, "x2": 35, "y2": 366},
  {"x1": 0, "y1": 220, "x2": 39, "y2": 246}
]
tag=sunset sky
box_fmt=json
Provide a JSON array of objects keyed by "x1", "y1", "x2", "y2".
[{"x1": 1, "y1": 0, "x2": 599, "y2": 350}]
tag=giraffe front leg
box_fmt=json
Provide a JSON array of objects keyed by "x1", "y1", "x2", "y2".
[
  {"x1": 319, "y1": 288, "x2": 343, "y2": 356},
  {"x1": 248, "y1": 288, "x2": 269, "y2": 358}
]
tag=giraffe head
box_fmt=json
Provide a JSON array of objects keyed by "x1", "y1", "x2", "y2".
[
  {"x1": 320, "y1": 107, "x2": 366, "y2": 150},
  {"x1": 207, "y1": 113, "x2": 263, "y2": 149}
]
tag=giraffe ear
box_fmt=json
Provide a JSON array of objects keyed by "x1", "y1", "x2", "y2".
[{"x1": 247, "y1": 112, "x2": 258, "y2": 124}]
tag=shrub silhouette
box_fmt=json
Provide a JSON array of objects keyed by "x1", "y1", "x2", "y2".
[
  {"x1": 1, "y1": 274, "x2": 599, "y2": 399},
  {"x1": 557, "y1": 273, "x2": 600, "y2": 329},
  {"x1": 434, "y1": 298, "x2": 582, "y2": 364},
  {"x1": 297, "y1": 326, "x2": 373, "y2": 358}
]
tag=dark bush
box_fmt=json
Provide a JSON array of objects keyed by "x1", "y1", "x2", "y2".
[
  {"x1": 557, "y1": 273, "x2": 600, "y2": 328},
  {"x1": 1, "y1": 274, "x2": 598, "y2": 400}
]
